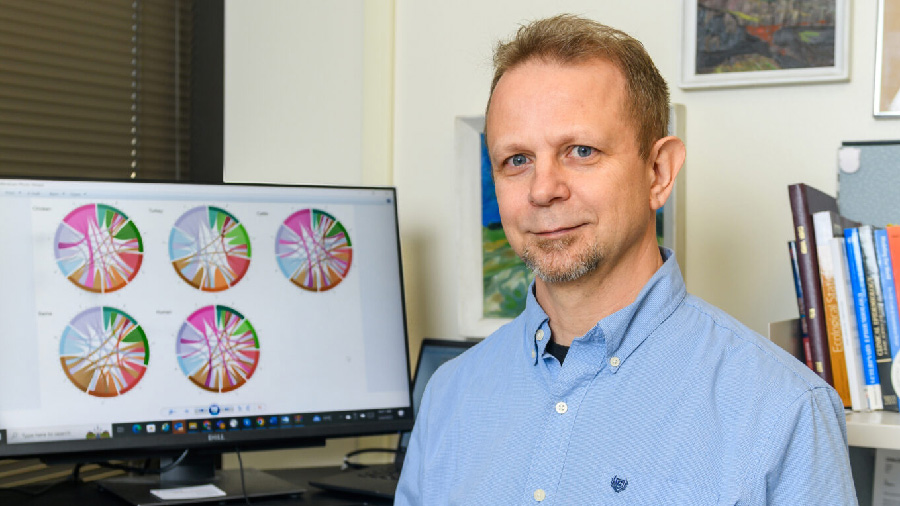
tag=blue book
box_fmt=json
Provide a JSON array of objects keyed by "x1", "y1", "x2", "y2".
[
  {"x1": 876, "y1": 229, "x2": 900, "y2": 362},
  {"x1": 845, "y1": 227, "x2": 884, "y2": 410}
]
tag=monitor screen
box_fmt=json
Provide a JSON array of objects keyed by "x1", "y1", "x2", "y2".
[{"x1": 0, "y1": 178, "x2": 413, "y2": 461}]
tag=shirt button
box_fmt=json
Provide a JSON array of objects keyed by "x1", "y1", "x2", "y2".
[
  {"x1": 535, "y1": 329, "x2": 544, "y2": 341},
  {"x1": 555, "y1": 401, "x2": 568, "y2": 414},
  {"x1": 610, "y1": 356, "x2": 621, "y2": 367},
  {"x1": 531, "y1": 350, "x2": 536, "y2": 358},
  {"x1": 533, "y1": 489, "x2": 546, "y2": 501}
]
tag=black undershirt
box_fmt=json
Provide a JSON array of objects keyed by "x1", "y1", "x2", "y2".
[{"x1": 544, "y1": 339, "x2": 570, "y2": 365}]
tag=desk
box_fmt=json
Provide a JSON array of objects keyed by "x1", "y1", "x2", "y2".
[{"x1": 0, "y1": 466, "x2": 392, "y2": 506}]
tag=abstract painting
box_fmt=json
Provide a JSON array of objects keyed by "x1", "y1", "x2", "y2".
[
  {"x1": 681, "y1": 0, "x2": 849, "y2": 88},
  {"x1": 479, "y1": 133, "x2": 534, "y2": 319},
  {"x1": 457, "y1": 116, "x2": 527, "y2": 336}
]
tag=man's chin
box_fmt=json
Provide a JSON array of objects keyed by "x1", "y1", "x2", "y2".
[
  {"x1": 524, "y1": 255, "x2": 602, "y2": 284},
  {"x1": 532, "y1": 265, "x2": 591, "y2": 284}
]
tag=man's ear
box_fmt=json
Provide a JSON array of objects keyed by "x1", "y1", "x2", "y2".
[{"x1": 647, "y1": 136, "x2": 686, "y2": 211}]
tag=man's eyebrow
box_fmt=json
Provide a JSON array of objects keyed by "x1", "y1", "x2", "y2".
[{"x1": 490, "y1": 141, "x2": 529, "y2": 155}]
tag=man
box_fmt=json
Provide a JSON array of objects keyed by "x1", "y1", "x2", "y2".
[{"x1": 396, "y1": 14, "x2": 856, "y2": 505}]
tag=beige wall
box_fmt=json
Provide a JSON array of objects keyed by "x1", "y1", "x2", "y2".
[
  {"x1": 222, "y1": 0, "x2": 396, "y2": 469},
  {"x1": 224, "y1": 0, "x2": 393, "y2": 187},
  {"x1": 223, "y1": 0, "x2": 897, "y2": 467}
]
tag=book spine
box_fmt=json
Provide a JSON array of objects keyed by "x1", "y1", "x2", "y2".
[
  {"x1": 812, "y1": 212, "x2": 852, "y2": 407},
  {"x1": 788, "y1": 185, "x2": 834, "y2": 384},
  {"x1": 859, "y1": 226, "x2": 898, "y2": 411},
  {"x1": 845, "y1": 227, "x2": 884, "y2": 410},
  {"x1": 876, "y1": 229, "x2": 900, "y2": 400},
  {"x1": 889, "y1": 227, "x2": 900, "y2": 324},
  {"x1": 832, "y1": 237, "x2": 867, "y2": 411},
  {"x1": 789, "y1": 240, "x2": 814, "y2": 370}
]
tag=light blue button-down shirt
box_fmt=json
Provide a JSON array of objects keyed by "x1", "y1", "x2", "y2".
[{"x1": 396, "y1": 249, "x2": 857, "y2": 505}]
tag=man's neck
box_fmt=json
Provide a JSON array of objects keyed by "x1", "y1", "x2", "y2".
[{"x1": 536, "y1": 240, "x2": 663, "y2": 347}]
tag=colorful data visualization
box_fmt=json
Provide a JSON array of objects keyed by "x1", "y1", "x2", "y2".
[
  {"x1": 276, "y1": 209, "x2": 353, "y2": 291},
  {"x1": 54, "y1": 204, "x2": 144, "y2": 293},
  {"x1": 169, "y1": 206, "x2": 251, "y2": 291},
  {"x1": 177, "y1": 305, "x2": 260, "y2": 393},
  {"x1": 59, "y1": 307, "x2": 149, "y2": 397}
]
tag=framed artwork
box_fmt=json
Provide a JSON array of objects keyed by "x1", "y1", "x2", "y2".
[
  {"x1": 456, "y1": 106, "x2": 687, "y2": 338},
  {"x1": 457, "y1": 115, "x2": 533, "y2": 337},
  {"x1": 681, "y1": 0, "x2": 850, "y2": 89},
  {"x1": 875, "y1": 0, "x2": 900, "y2": 117}
]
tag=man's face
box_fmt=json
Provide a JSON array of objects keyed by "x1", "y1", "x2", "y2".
[{"x1": 485, "y1": 58, "x2": 655, "y2": 284}]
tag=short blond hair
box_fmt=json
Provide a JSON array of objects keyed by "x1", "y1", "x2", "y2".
[{"x1": 488, "y1": 14, "x2": 669, "y2": 160}]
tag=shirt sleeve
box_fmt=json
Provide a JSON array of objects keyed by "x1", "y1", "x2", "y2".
[
  {"x1": 394, "y1": 382, "x2": 432, "y2": 506},
  {"x1": 757, "y1": 386, "x2": 858, "y2": 505}
]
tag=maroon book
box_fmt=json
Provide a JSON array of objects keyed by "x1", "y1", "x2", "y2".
[{"x1": 787, "y1": 183, "x2": 838, "y2": 386}]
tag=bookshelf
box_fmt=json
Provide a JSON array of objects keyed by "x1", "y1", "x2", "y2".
[{"x1": 846, "y1": 411, "x2": 900, "y2": 450}]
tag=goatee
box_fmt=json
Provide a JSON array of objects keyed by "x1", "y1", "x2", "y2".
[{"x1": 520, "y1": 237, "x2": 602, "y2": 284}]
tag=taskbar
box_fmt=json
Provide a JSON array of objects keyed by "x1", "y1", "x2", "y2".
[
  {"x1": 0, "y1": 407, "x2": 410, "y2": 445},
  {"x1": 114, "y1": 407, "x2": 410, "y2": 438}
]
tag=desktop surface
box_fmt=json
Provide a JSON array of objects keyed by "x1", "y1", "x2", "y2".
[{"x1": 0, "y1": 466, "x2": 391, "y2": 506}]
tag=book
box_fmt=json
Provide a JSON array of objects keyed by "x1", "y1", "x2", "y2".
[
  {"x1": 831, "y1": 236, "x2": 869, "y2": 411},
  {"x1": 812, "y1": 210, "x2": 855, "y2": 407},
  {"x1": 889, "y1": 227, "x2": 900, "y2": 332},
  {"x1": 858, "y1": 225, "x2": 899, "y2": 411},
  {"x1": 788, "y1": 183, "x2": 837, "y2": 385},
  {"x1": 845, "y1": 227, "x2": 884, "y2": 411},
  {"x1": 877, "y1": 228, "x2": 900, "y2": 402},
  {"x1": 788, "y1": 240, "x2": 814, "y2": 369}
]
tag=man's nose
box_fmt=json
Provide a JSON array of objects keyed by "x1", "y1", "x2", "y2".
[{"x1": 528, "y1": 157, "x2": 570, "y2": 206}]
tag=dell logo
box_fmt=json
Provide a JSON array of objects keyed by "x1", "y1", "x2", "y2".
[{"x1": 208, "y1": 434, "x2": 225, "y2": 441}]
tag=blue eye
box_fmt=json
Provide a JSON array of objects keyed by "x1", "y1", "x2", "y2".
[
  {"x1": 509, "y1": 154, "x2": 528, "y2": 166},
  {"x1": 574, "y1": 146, "x2": 593, "y2": 157}
]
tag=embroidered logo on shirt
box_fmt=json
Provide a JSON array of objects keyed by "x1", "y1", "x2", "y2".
[{"x1": 610, "y1": 476, "x2": 628, "y2": 493}]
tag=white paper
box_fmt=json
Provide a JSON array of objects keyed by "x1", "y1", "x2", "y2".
[
  {"x1": 150, "y1": 484, "x2": 227, "y2": 500},
  {"x1": 872, "y1": 448, "x2": 900, "y2": 505}
]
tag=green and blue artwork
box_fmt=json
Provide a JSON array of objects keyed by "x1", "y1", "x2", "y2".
[{"x1": 481, "y1": 134, "x2": 534, "y2": 318}]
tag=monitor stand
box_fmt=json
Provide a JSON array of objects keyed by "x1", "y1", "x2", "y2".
[{"x1": 97, "y1": 453, "x2": 305, "y2": 505}]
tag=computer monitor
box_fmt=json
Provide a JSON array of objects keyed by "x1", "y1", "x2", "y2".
[{"x1": 0, "y1": 178, "x2": 413, "y2": 503}]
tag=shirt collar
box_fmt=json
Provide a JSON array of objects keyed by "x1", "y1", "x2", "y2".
[{"x1": 521, "y1": 248, "x2": 686, "y2": 370}]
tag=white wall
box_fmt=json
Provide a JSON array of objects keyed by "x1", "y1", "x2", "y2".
[
  {"x1": 393, "y1": 0, "x2": 898, "y2": 348},
  {"x1": 222, "y1": 0, "x2": 396, "y2": 469},
  {"x1": 225, "y1": 0, "x2": 393, "y2": 187}
]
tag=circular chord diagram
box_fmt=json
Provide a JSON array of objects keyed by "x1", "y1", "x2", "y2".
[
  {"x1": 54, "y1": 204, "x2": 143, "y2": 293},
  {"x1": 60, "y1": 307, "x2": 149, "y2": 397},
  {"x1": 276, "y1": 209, "x2": 352, "y2": 291},
  {"x1": 177, "y1": 305, "x2": 260, "y2": 393},
  {"x1": 169, "y1": 206, "x2": 251, "y2": 291}
]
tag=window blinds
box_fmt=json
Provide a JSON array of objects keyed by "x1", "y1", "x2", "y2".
[{"x1": 0, "y1": 0, "x2": 191, "y2": 180}]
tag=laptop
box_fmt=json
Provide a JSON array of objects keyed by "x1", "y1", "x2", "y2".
[{"x1": 309, "y1": 338, "x2": 477, "y2": 500}]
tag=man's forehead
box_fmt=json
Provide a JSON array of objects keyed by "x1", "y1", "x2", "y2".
[{"x1": 485, "y1": 58, "x2": 628, "y2": 143}]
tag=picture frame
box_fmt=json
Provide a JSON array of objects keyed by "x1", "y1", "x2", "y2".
[
  {"x1": 456, "y1": 106, "x2": 687, "y2": 338},
  {"x1": 875, "y1": 0, "x2": 900, "y2": 117},
  {"x1": 680, "y1": 0, "x2": 850, "y2": 89},
  {"x1": 456, "y1": 115, "x2": 530, "y2": 338}
]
